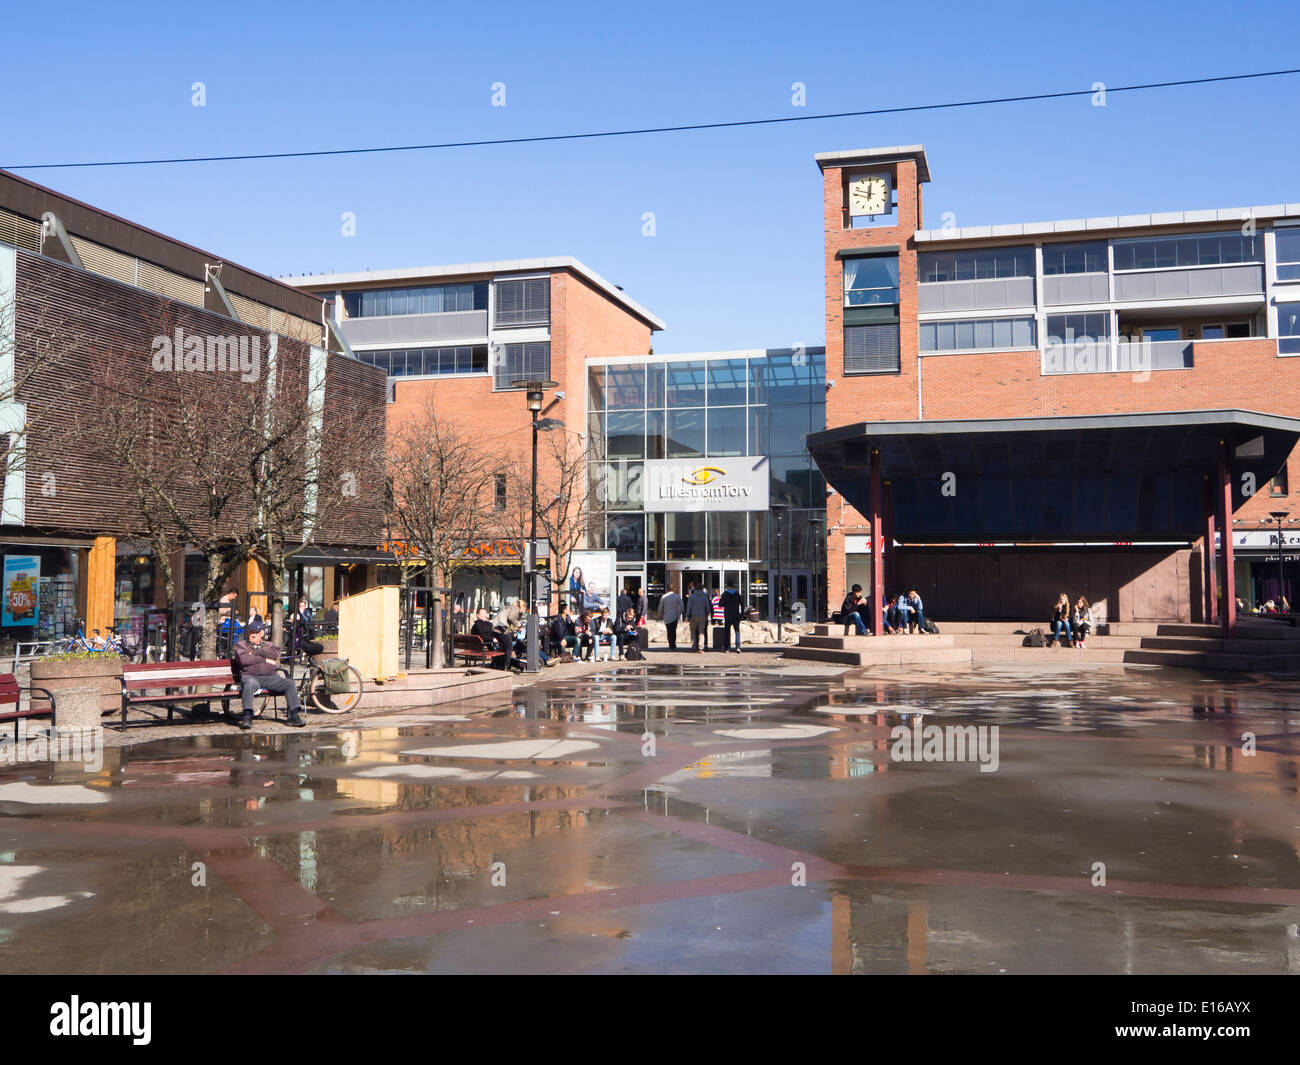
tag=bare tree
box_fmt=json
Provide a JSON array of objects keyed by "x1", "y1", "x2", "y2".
[
  {"x1": 501, "y1": 427, "x2": 599, "y2": 612},
  {"x1": 387, "y1": 393, "x2": 498, "y2": 606}
]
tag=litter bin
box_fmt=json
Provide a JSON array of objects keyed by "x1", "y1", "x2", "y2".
[
  {"x1": 711, "y1": 625, "x2": 726, "y2": 651},
  {"x1": 637, "y1": 629, "x2": 649, "y2": 650}
]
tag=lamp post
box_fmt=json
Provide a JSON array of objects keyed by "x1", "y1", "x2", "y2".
[
  {"x1": 1269, "y1": 510, "x2": 1290, "y2": 609},
  {"x1": 512, "y1": 379, "x2": 558, "y2": 672},
  {"x1": 772, "y1": 503, "x2": 789, "y2": 642}
]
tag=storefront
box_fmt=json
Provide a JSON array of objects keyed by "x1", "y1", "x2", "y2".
[
  {"x1": 1229, "y1": 529, "x2": 1299, "y2": 608},
  {"x1": 588, "y1": 348, "x2": 827, "y2": 621},
  {"x1": 0, "y1": 538, "x2": 81, "y2": 652}
]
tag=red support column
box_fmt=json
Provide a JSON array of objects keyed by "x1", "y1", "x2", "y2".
[
  {"x1": 870, "y1": 449, "x2": 883, "y2": 637},
  {"x1": 883, "y1": 480, "x2": 893, "y2": 617},
  {"x1": 1217, "y1": 441, "x2": 1236, "y2": 636},
  {"x1": 1203, "y1": 476, "x2": 1217, "y2": 624}
]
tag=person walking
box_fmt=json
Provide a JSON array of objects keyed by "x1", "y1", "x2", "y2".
[
  {"x1": 685, "y1": 583, "x2": 712, "y2": 653},
  {"x1": 658, "y1": 586, "x2": 684, "y2": 650},
  {"x1": 720, "y1": 581, "x2": 744, "y2": 653}
]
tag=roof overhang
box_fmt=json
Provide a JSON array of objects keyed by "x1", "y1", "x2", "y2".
[
  {"x1": 814, "y1": 145, "x2": 931, "y2": 183},
  {"x1": 808, "y1": 410, "x2": 1300, "y2": 542}
]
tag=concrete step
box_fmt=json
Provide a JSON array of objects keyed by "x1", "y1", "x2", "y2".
[
  {"x1": 799, "y1": 633, "x2": 954, "y2": 650},
  {"x1": 783, "y1": 644, "x2": 972, "y2": 668}
]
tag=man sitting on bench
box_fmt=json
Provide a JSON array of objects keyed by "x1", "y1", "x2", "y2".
[{"x1": 233, "y1": 619, "x2": 305, "y2": 730}]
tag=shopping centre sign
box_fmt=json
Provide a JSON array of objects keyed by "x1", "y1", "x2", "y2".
[{"x1": 643, "y1": 457, "x2": 770, "y2": 513}]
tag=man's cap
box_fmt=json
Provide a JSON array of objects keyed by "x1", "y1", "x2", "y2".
[{"x1": 248, "y1": 618, "x2": 265, "y2": 633}]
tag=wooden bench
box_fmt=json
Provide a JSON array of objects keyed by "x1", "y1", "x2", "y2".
[
  {"x1": 119, "y1": 659, "x2": 291, "y2": 731},
  {"x1": 453, "y1": 633, "x2": 503, "y2": 667},
  {"x1": 0, "y1": 672, "x2": 57, "y2": 739}
]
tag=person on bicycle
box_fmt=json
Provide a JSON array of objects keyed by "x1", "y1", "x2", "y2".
[{"x1": 233, "y1": 619, "x2": 306, "y2": 730}]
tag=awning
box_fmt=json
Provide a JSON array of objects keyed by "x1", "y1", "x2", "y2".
[{"x1": 808, "y1": 409, "x2": 1300, "y2": 542}]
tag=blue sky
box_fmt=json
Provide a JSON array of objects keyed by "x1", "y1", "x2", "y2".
[{"x1": 2, "y1": 0, "x2": 1296, "y2": 353}]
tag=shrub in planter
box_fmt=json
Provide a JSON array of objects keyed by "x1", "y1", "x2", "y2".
[{"x1": 30, "y1": 652, "x2": 125, "y2": 715}]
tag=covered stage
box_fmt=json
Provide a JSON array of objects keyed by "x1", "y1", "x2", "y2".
[{"x1": 807, "y1": 410, "x2": 1300, "y2": 633}]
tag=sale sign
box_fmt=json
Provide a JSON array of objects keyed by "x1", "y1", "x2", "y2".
[{"x1": 3, "y1": 555, "x2": 39, "y2": 628}]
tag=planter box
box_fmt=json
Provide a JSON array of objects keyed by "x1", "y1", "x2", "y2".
[{"x1": 30, "y1": 656, "x2": 125, "y2": 716}]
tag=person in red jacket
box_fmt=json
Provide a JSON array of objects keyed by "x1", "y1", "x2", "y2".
[{"x1": 232, "y1": 619, "x2": 305, "y2": 730}]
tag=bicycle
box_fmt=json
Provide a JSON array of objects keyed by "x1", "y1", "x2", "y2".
[{"x1": 250, "y1": 650, "x2": 364, "y2": 717}]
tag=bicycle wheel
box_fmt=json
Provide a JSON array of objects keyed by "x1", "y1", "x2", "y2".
[{"x1": 309, "y1": 665, "x2": 363, "y2": 714}]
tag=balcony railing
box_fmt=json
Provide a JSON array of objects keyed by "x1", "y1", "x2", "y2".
[{"x1": 1042, "y1": 338, "x2": 1194, "y2": 376}]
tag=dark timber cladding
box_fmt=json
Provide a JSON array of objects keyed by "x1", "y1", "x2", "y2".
[{"x1": 808, "y1": 411, "x2": 1300, "y2": 542}]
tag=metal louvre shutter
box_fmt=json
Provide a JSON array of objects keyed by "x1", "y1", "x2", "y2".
[
  {"x1": 0, "y1": 209, "x2": 41, "y2": 253},
  {"x1": 844, "y1": 324, "x2": 900, "y2": 374},
  {"x1": 494, "y1": 277, "x2": 550, "y2": 327},
  {"x1": 493, "y1": 342, "x2": 551, "y2": 389}
]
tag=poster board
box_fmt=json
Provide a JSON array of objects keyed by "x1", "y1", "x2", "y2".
[
  {"x1": 2, "y1": 555, "x2": 39, "y2": 628},
  {"x1": 566, "y1": 550, "x2": 616, "y2": 613}
]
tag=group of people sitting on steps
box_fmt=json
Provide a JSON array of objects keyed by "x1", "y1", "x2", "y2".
[
  {"x1": 837, "y1": 585, "x2": 931, "y2": 636},
  {"x1": 1049, "y1": 593, "x2": 1095, "y2": 648}
]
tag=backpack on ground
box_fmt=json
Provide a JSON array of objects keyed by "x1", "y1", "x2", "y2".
[
  {"x1": 924, "y1": 619, "x2": 940, "y2": 635},
  {"x1": 623, "y1": 645, "x2": 643, "y2": 661},
  {"x1": 1023, "y1": 628, "x2": 1045, "y2": 647}
]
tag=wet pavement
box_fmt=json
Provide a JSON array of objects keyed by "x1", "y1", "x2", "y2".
[{"x1": 1, "y1": 662, "x2": 1299, "y2": 974}]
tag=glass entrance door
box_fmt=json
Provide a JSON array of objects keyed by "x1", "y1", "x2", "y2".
[{"x1": 775, "y1": 569, "x2": 812, "y2": 622}]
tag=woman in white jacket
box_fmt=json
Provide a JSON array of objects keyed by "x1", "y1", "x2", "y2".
[{"x1": 1072, "y1": 597, "x2": 1094, "y2": 649}]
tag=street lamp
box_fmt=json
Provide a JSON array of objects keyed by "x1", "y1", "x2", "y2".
[
  {"x1": 772, "y1": 502, "x2": 789, "y2": 642},
  {"x1": 512, "y1": 379, "x2": 559, "y2": 672},
  {"x1": 1269, "y1": 510, "x2": 1291, "y2": 609}
]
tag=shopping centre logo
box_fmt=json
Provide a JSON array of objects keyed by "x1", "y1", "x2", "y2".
[
  {"x1": 150, "y1": 326, "x2": 261, "y2": 382},
  {"x1": 0, "y1": 720, "x2": 103, "y2": 772},
  {"x1": 890, "y1": 722, "x2": 999, "y2": 772},
  {"x1": 682, "y1": 466, "x2": 726, "y2": 485}
]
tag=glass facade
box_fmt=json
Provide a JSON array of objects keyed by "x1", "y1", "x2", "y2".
[{"x1": 587, "y1": 350, "x2": 827, "y2": 619}]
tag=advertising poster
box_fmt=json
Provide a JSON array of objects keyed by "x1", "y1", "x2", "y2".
[
  {"x1": 3, "y1": 554, "x2": 40, "y2": 628},
  {"x1": 566, "y1": 550, "x2": 616, "y2": 612}
]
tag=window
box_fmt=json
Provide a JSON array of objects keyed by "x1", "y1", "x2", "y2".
[
  {"x1": 1277, "y1": 228, "x2": 1300, "y2": 281},
  {"x1": 494, "y1": 473, "x2": 507, "y2": 511},
  {"x1": 1270, "y1": 467, "x2": 1289, "y2": 496},
  {"x1": 1279, "y1": 304, "x2": 1300, "y2": 355},
  {"x1": 342, "y1": 283, "x2": 487, "y2": 318},
  {"x1": 355, "y1": 345, "x2": 487, "y2": 378},
  {"x1": 843, "y1": 256, "x2": 899, "y2": 306},
  {"x1": 1042, "y1": 242, "x2": 1106, "y2": 275},
  {"x1": 844, "y1": 324, "x2": 900, "y2": 373},
  {"x1": 1045, "y1": 313, "x2": 1110, "y2": 345},
  {"x1": 1112, "y1": 232, "x2": 1262, "y2": 270},
  {"x1": 494, "y1": 277, "x2": 550, "y2": 327},
  {"x1": 919, "y1": 247, "x2": 1033, "y2": 283},
  {"x1": 920, "y1": 316, "x2": 1036, "y2": 352},
  {"x1": 493, "y1": 342, "x2": 551, "y2": 389}
]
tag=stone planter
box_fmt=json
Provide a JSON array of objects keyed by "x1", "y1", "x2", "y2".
[{"x1": 30, "y1": 656, "x2": 125, "y2": 716}]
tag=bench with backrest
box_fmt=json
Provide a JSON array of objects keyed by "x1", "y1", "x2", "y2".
[
  {"x1": 0, "y1": 673, "x2": 56, "y2": 740},
  {"x1": 119, "y1": 659, "x2": 291, "y2": 731},
  {"x1": 453, "y1": 633, "x2": 503, "y2": 667}
]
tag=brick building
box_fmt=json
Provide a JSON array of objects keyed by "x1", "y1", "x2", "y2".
[
  {"x1": 809, "y1": 145, "x2": 1300, "y2": 628},
  {"x1": 292, "y1": 260, "x2": 665, "y2": 612},
  {"x1": 0, "y1": 169, "x2": 388, "y2": 652}
]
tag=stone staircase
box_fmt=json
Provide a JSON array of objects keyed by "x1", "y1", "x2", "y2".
[{"x1": 784, "y1": 618, "x2": 1300, "y2": 672}]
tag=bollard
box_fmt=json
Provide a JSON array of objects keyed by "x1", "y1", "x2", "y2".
[{"x1": 430, "y1": 596, "x2": 444, "y2": 670}]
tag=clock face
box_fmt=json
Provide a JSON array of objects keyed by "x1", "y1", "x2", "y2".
[{"x1": 849, "y1": 175, "x2": 890, "y2": 216}]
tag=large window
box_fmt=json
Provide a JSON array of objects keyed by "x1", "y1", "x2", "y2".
[
  {"x1": 343, "y1": 283, "x2": 487, "y2": 318},
  {"x1": 1279, "y1": 304, "x2": 1300, "y2": 356},
  {"x1": 1042, "y1": 242, "x2": 1106, "y2": 275},
  {"x1": 1112, "y1": 232, "x2": 1262, "y2": 270},
  {"x1": 494, "y1": 276, "x2": 550, "y2": 327},
  {"x1": 844, "y1": 324, "x2": 900, "y2": 374},
  {"x1": 493, "y1": 342, "x2": 551, "y2": 389},
  {"x1": 1046, "y1": 313, "x2": 1110, "y2": 344},
  {"x1": 919, "y1": 317, "x2": 1035, "y2": 353},
  {"x1": 843, "y1": 256, "x2": 899, "y2": 306},
  {"x1": 356, "y1": 345, "x2": 487, "y2": 377},
  {"x1": 919, "y1": 246, "x2": 1033, "y2": 283},
  {"x1": 1277, "y1": 227, "x2": 1300, "y2": 282}
]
